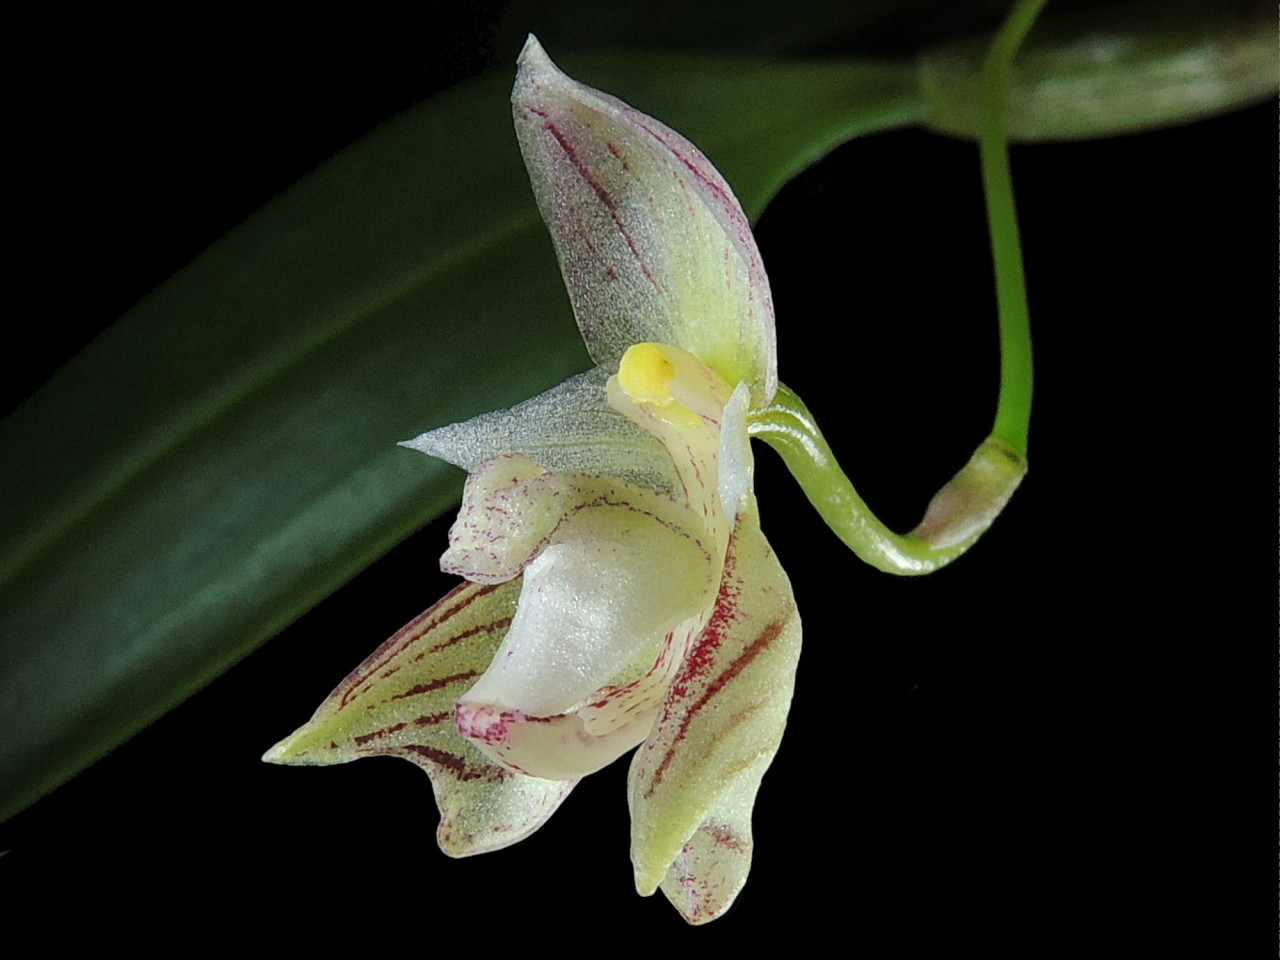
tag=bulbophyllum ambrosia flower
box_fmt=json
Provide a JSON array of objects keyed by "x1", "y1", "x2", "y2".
[{"x1": 266, "y1": 36, "x2": 801, "y2": 924}]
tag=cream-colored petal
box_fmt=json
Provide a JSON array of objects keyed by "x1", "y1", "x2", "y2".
[
  {"x1": 401, "y1": 367, "x2": 681, "y2": 499},
  {"x1": 444, "y1": 453, "x2": 722, "y2": 778},
  {"x1": 462, "y1": 532, "x2": 709, "y2": 717},
  {"x1": 456, "y1": 609, "x2": 704, "y2": 781},
  {"x1": 439, "y1": 453, "x2": 715, "y2": 592},
  {"x1": 514, "y1": 36, "x2": 777, "y2": 406},
  {"x1": 440, "y1": 455, "x2": 716, "y2": 716},
  {"x1": 454, "y1": 695, "x2": 660, "y2": 781},
  {"x1": 263, "y1": 580, "x2": 574, "y2": 857},
  {"x1": 627, "y1": 504, "x2": 801, "y2": 922}
]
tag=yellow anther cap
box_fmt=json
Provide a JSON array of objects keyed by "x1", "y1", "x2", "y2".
[{"x1": 618, "y1": 343, "x2": 678, "y2": 406}]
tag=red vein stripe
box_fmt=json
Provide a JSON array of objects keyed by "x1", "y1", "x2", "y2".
[
  {"x1": 401, "y1": 744, "x2": 506, "y2": 784},
  {"x1": 353, "y1": 722, "x2": 406, "y2": 746},
  {"x1": 422, "y1": 616, "x2": 513, "y2": 657},
  {"x1": 390, "y1": 670, "x2": 479, "y2": 702},
  {"x1": 448, "y1": 484, "x2": 713, "y2": 582},
  {"x1": 534, "y1": 113, "x2": 661, "y2": 290},
  {"x1": 644, "y1": 617, "x2": 785, "y2": 798},
  {"x1": 337, "y1": 582, "x2": 506, "y2": 709}
]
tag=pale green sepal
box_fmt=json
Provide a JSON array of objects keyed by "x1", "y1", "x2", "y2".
[
  {"x1": 627, "y1": 504, "x2": 801, "y2": 923},
  {"x1": 920, "y1": 0, "x2": 1272, "y2": 142},
  {"x1": 401, "y1": 368, "x2": 681, "y2": 500},
  {"x1": 657, "y1": 787, "x2": 756, "y2": 926},
  {"x1": 513, "y1": 36, "x2": 777, "y2": 406},
  {"x1": 263, "y1": 579, "x2": 575, "y2": 857}
]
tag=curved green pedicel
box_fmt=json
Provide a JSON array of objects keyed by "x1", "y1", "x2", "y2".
[
  {"x1": 754, "y1": 0, "x2": 1045, "y2": 575},
  {"x1": 748, "y1": 386, "x2": 1025, "y2": 575}
]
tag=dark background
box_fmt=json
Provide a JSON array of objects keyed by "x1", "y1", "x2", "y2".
[{"x1": 3, "y1": 1, "x2": 1268, "y2": 944}]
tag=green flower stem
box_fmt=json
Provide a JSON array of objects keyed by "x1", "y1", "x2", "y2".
[
  {"x1": 749, "y1": 386, "x2": 1025, "y2": 575},
  {"x1": 753, "y1": 0, "x2": 1045, "y2": 575},
  {"x1": 983, "y1": 0, "x2": 1046, "y2": 460}
]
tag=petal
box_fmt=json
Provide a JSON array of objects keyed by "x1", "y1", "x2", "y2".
[
  {"x1": 462, "y1": 535, "x2": 709, "y2": 717},
  {"x1": 401, "y1": 367, "x2": 681, "y2": 499},
  {"x1": 627, "y1": 505, "x2": 801, "y2": 923},
  {"x1": 514, "y1": 36, "x2": 777, "y2": 406},
  {"x1": 454, "y1": 687, "x2": 662, "y2": 782},
  {"x1": 458, "y1": 607, "x2": 705, "y2": 781},
  {"x1": 263, "y1": 579, "x2": 574, "y2": 857},
  {"x1": 446, "y1": 454, "x2": 721, "y2": 778},
  {"x1": 440, "y1": 452, "x2": 717, "y2": 618}
]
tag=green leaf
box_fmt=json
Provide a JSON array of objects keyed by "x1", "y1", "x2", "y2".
[
  {"x1": 919, "y1": 0, "x2": 1273, "y2": 141},
  {"x1": 0, "y1": 52, "x2": 923, "y2": 820}
]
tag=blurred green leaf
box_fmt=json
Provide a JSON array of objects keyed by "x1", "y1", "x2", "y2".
[
  {"x1": 0, "y1": 52, "x2": 923, "y2": 820},
  {"x1": 920, "y1": 0, "x2": 1273, "y2": 140}
]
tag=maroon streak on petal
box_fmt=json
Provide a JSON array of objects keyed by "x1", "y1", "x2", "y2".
[
  {"x1": 269, "y1": 575, "x2": 570, "y2": 857},
  {"x1": 512, "y1": 35, "x2": 776, "y2": 406},
  {"x1": 538, "y1": 117, "x2": 660, "y2": 290},
  {"x1": 401, "y1": 744, "x2": 506, "y2": 784},
  {"x1": 422, "y1": 616, "x2": 514, "y2": 656},
  {"x1": 645, "y1": 617, "x2": 785, "y2": 799},
  {"x1": 627, "y1": 512, "x2": 799, "y2": 922},
  {"x1": 352, "y1": 722, "x2": 406, "y2": 746},
  {"x1": 336, "y1": 581, "x2": 506, "y2": 708},
  {"x1": 389, "y1": 670, "x2": 479, "y2": 701}
]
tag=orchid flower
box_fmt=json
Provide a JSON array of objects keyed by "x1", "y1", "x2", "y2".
[{"x1": 265, "y1": 36, "x2": 800, "y2": 923}]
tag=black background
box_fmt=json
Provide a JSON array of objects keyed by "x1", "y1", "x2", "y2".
[{"x1": 3, "y1": 2, "x2": 1269, "y2": 945}]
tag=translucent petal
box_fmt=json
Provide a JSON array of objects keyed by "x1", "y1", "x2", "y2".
[
  {"x1": 627, "y1": 505, "x2": 801, "y2": 922},
  {"x1": 513, "y1": 36, "x2": 777, "y2": 406},
  {"x1": 578, "y1": 613, "x2": 698, "y2": 738},
  {"x1": 401, "y1": 367, "x2": 680, "y2": 498},
  {"x1": 464, "y1": 534, "x2": 710, "y2": 717},
  {"x1": 456, "y1": 607, "x2": 704, "y2": 781},
  {"x1": 262, "y1": 580, "x2": 574, "y2": 857},
  {"x1": 455, "y1": 693, "x2": 660, "y2": 781},
  {"x1": 440, "y1": 452, "x2": 716, "y2": 606}
]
